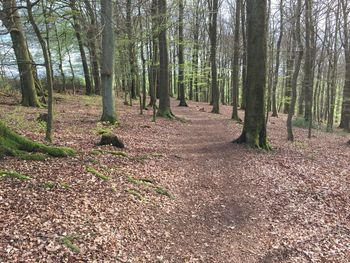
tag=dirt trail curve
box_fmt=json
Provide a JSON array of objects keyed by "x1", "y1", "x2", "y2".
[
  {"x1": 144, "y1": 99, "x2": 349, "y2": 263},
  {"x1": 146, "y1": 101, "x2": 272, "y2": 263}
]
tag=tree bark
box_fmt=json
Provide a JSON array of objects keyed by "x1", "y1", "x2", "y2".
[
  {"x1": 233, "y1": 0, "x2": 270, "y2": 149},
  {"x1": 100, "y1": 0, "x2": 117, "y2": 123},
  {"x1": 178, "y1": 0, "x2": 188, "y2": 106}
]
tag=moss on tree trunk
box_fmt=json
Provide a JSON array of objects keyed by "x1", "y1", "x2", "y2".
[{"x1": 0, "y1": 122, "x2": 75, "y2": 160}]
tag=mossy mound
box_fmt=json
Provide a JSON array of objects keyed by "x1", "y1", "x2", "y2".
[
  {"x1": 99, "y1": 133, "x2": 124, "y2": 148},
  {"x1": 0, "y1": 121, "x2": 76, "y2": 160}
]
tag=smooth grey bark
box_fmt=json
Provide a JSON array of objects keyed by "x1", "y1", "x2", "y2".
[{"x1": 100, "y1": 0, "x2": 116, "y2": 123}]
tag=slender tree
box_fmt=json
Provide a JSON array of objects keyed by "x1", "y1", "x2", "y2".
[
  {"x1": 178, "y1": 0, "x2": 188, "y2": 106},
  {"x1": 209, "y1": 0, "x2": 219, "y2": 113}
]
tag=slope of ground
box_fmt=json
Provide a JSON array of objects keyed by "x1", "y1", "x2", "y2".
[{"x1": 0, "y1": 94, "x2": 349, "y2": 262}]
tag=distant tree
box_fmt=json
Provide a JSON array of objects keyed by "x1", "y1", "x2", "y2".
[
  {"x1": 100, "y1": 0, "x2": 117, "y2": 123},
  {"x1": 69, "y1": 0, "x2": 93, "y2": 95},
  {"x1": 233, "y1": 0, "x2": 270, "y2": 149},
  {"x1": 208, "y1": 0, "x2": 219, "y2": 113},
  {"x1": 178, "y1": 0, "x2": 188, "y2": 107},
  {"x1": 287, "y1": 0, "x2": 303, "y2": 141},
  {"x1": 231, "y1": 0, "x2": 241, "y2": 120}
]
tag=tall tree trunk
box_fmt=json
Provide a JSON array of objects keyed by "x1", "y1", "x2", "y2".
[
  {"x1": 100, "y1": 0, "x2": 116, "y2": 123},
  {"x1": 287, "y1": 0, "x2": 303, "y2": 141},
  {"x1": 303, "y1": 0, "x2": 314, "y2": 126},
  {"x1": 157, "y1": 0, "x2": 173, "y2": 118},
  {"x1": 149, "y1": 0, "x2": 158, "y2": 107},
  {"x1": 84, "y1": 0, "x2": 101, "y2": 95},
  {"x1": 26, "y1": 0, "x2": 53, "y2": 141},
  {"x1": 178, "y1": 0, "x2": 188, "y2": 106},
  {"x1": 70, "y1": 0, "x2": 93, "y2": 95},
  {"x1": 0, "y1": 0, "x2": 40, "y2": 107},
  {"x1": 240, "y1": 1, "x2": 247, "y2": 109},
  {"x1": 209, "y1": 0, "x2": 219, "y2": 113},
  {"x1": 233, "y1": 0, "x2": 270, "y2": 149},
  {"x1": 231, "y1": 0, "x2": 241, "y2": 120},
  {"x1": 271, "y1": 0, "x2": 283, "y2": 117},
  {"x1": 126, "y1": 0, "x2": 137, "y2": 100},
  {"x1": 339, "y1": 0, "x2": 350, "y2": 132},
  {"x1": 53, "y1": 21, "x2": 66, "y2": 93}
]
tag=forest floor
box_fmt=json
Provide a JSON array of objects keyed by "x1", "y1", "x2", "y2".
[{"x1": 0, "y1": 93, "x2": 349, "y2": 263}]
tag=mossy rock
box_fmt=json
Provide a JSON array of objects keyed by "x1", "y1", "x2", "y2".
[
  {"x1": 0, "y1": 121, "x2": 76, "y2": 160},
  {"x1": 99, "y1": 133, "x2": 124, "y2": 148}
]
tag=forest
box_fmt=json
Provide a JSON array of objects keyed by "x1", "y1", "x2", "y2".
[{"x1": 0, "y1": 0, "x2": 349, "y2": 262}]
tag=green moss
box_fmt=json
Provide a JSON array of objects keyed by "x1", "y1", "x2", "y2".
[
  {"x1": 154, "y1": 186, "x2": 173, "y2": 198},
  {"x1": 126, "y1": 188, "x2": 144, "y2": 201},
  {"x1": 128, "y1": 176, "x2": 154, "y2": 186},
  {"x1": 86, "y1": 167, "x2": 110, "y2": 181},
  {"x1": 0, "y1": 121, "x2": 76, "y2": 159},
  {"x1": 0, "y1": 170, "x2": 31, "y2": 181},
  {"x1": 62, "y1": 235, "x2": 80, "y2": 253}
]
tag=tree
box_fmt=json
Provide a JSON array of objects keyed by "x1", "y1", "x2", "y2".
[
  {"x1": 287, "y1": 0, "x2": 304, "y2": 141},
  {"x1": 233, "y1": 0, "x2": 270, "y2": 150},
  {"x1": 271, "y1": 0, "x2": 284, "y2": 117},
  {"x1": 157, "y1": 0, "x2": 174, "y2": 118},
  {"x1": 208, "y1": 0, "x2": 219, "y2": 113},
  {"x1": 69, "y1": 0, "x2": 93, "y2": 95},
  {"x1": 26, "y1": 0, "x2": 54, "y2": 141},
  {"x1": 339, "y1": 0, "x2": 350, "y2": 132},
  {"x1": 0, "y1": 0, "x2": 41, "y2": 107},
  {"x1": 178, "y1": 0, "x2": 188, "y2": 107},
  {"x1": 100, "y1": 0, "x2": 117, "y2": 124},
  {"x1": 231, "y1": 0, "x2": 241, "y2": 120}
]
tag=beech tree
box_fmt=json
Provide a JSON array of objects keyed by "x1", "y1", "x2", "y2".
[
  {"x1": 100, "y1": 0, "x2": 116, "y2": 123},
  {"x1": 233, "y1": 0, "x2": 270, "y2": 149}
]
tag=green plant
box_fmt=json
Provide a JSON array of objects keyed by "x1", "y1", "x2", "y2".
[
  {"x1": 86, "y1": 167, "x2": 110, "y2": 181},
  {"x1": 61, "y1": 235, "x2": 80, "y2": 253},
  {"x1": 0, "y1": 170, "x2": 30, "y2": 181}
]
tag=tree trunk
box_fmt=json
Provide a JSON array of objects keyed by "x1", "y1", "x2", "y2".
[
  {"x1": 287, "y1": 0, "x2": 303, "y2": 141},
  {"x1": 0, "y1": 0, "x2": 40, "y2": 107},
  {"x1": 271, "y1": 0, "x2": 283, "y2": 117},
  {"x1": 70, "y1": 0, "x2": 93, "y2": 95},
  {"x1": 231, "y1": 0, "x2": 241, "y2": 120},
  {"x1": 178, "y1": 0, "x2": 188, "y2": 106},
  {"x1": 157, "y1": 0, "x2": 173, "y2": 118},
  {"x1": 100, "y1": 0, "x2": 116, "y2": 123},
  {"x1": 209, "y1": 0, "x2": 219, "y2": 113},
  {"x1": 233, "y1": 0, "x2": 270, "y2": 149},
  {"x1": 26, "y1": 0, "x2": 54, "y2": 141}
]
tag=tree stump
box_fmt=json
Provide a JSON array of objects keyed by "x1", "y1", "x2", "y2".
[{"x1": 99, "y1": 134, "x2": 124, "y2": 148}]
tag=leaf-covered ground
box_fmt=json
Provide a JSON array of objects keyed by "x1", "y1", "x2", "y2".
[{"x1": 0, "y1": 94, "x2": 349, "y2": 262}]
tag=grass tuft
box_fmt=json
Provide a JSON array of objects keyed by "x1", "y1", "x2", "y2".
[
  {"x1": 86, "y1": 167, "x2": 110, "y2": 181},
  {"x1": 62, "y1": 235, "x2": 80, "y2": 253},
  {"x1": 0, "y1": 170, "x2": 31, "y2": 181}
]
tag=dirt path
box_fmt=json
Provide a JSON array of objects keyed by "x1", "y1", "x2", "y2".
[
  {"x1": 0, "y1": 96, "x2": 349, "y2": 262},
  {"x1": 151, "y1": 102, "x2": 269, "y2": 262}
]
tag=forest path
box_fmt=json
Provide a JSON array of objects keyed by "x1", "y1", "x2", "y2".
[{"x1": 152, "y1": 100, "x2": 269, "y2": 262}]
